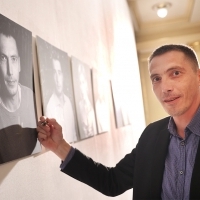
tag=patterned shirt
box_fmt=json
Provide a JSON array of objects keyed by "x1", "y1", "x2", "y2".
[{"x1": 161, "y1": 107, "x2": 200, "y2": 200}]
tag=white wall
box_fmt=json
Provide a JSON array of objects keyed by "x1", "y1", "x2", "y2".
[{"x1": 0, "y1": 0, "x2": 145, "y2": 199}]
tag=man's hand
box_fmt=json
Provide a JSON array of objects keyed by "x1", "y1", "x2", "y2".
[{"x1": 37, "y1": 116, "x2": 71, "y2": 160}]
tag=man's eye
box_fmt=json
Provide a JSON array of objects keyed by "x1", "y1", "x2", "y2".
[
  {"x1": 11, "y1": 56, "x2": 18, "y2": 62},
  {"x1": 0, "y1": 55, "x2": 6, "y2": 61},
  {"x1": 152, "y1": 77, "x2": 161, "y2": 82},
  {"x1": 174, "y1": 71, "x2": 180, "y2": 76}
]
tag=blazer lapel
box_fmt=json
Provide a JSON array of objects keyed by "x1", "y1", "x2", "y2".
[
  {"x1": 150, "y1": 128, "x2": 170, "y2": 199},
  {"x1": 190, "y1": 140, "x2": 200, "y2": 199}
]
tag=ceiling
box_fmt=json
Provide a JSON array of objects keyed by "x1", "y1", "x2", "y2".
[{"x1": 128, "y1": 0, "x2": 200, "y2": 54}]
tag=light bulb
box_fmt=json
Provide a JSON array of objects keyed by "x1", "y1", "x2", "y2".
[{"x1": 157, "y1": 7, "x2": 168, "y2": 18}]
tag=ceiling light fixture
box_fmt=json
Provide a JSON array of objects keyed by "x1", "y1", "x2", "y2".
[{"x1": 153, "y1": 2, "x2": 172, "y2": 18}]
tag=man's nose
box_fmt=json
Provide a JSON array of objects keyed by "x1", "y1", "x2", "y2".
[
  {"x1": 161, "y1": 78, "x2": 173, "y2": 93},
  {"x1": 7, "y1": 58, "x2": 13, "y2": 75}
]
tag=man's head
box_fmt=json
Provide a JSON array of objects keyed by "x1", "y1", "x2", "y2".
[
  {"x1": 148, "y1": 44, "x2": 200, "y2": 118},
  {"x1": 149, "y1": 44, "x2": 199, "y2": 71},
  {"x1": 0, "y1": 22, "x2": 21, "y2": 98},
  {"x1": 52, "y1": 58, "x2": 63, "y2": 96}
]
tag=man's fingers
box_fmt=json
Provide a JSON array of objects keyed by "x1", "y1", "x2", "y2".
[
  {"x1": 38, "y1": 132, "x2": 48, "y2": 142},
  {"x1": 47, "y1": 118, "x2": 62, "y2": 131},
  {"x1": 37, "y1": 121, "x2": 50, "y2": 133},
  {"x1": 38, "y1": 116, "x2": 49, "y2": 127},
  {"x1": 40, "y1": 116, "x2": 47, "y2": 121},
  {"x1": 37, "y1": 126, "x2": 46, "y2": 134},
  {"x1": 38, "y1": 117, "x2": 61, "y2": 131}
]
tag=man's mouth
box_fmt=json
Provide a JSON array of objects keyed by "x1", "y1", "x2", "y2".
[
  {"x1": 163, "y1": 96, "x2": 180, "y2": 103},
  {"x1": 6, "y1": 80, "x2": 16, "y2": 86}
]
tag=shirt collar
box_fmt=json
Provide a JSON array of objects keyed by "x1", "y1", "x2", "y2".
[
  {"x1": 187, "y1": 107, "x2": 200, "y2": 137},
  {"x1": 168, "y1": 107, "x2": 200, "y2": 137},
  {"x1": 51, "y1": 92, "x2": 67, "y2": 106},
  {"x1": 168, "y1": 117, "x2": 177, "y2": 136}
]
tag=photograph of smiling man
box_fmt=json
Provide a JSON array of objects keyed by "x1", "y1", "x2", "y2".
[{"x1": 0, "y1": 14, "x2": 41, "y2": 164}]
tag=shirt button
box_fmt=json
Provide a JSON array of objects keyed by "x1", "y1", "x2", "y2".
[
  {"x1": 180, "y1": 141, "x2": 185, "y2": 146},
  {"x1": 180, "y1": 171, "x2": 184, "y2": 175}
]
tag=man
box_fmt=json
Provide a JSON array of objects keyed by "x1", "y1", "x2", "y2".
[
  {"x1": 76, "y1": 63, "x2": 97, "y2": 139},
  {"x1": 46, "y1": 57, "x2": 77, "y2": 143},
  {"x1": 37, "y1": 44, "x2": 200, "y2": 199},
  {"x1": 0, "y1": 16, "x2": 40, "y2": 164}
]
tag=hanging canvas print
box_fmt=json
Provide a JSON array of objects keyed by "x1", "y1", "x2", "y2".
[
  {"x1": 0, "y1": 14, "x2": 41, "y2": 164},
  {"x1": 111, "y1": 77, "x2": 132, "y2": 128},
  {"x1": 71, "y1": 57, "x2": 97, "y2": 140},
  {"x1": 92, "y1": 69, "x2": 109, "y2": 133},
  {"x1": 36, "y1": 36, "x2": 78, "y2": 143}
]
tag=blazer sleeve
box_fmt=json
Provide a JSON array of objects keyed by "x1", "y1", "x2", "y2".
[{"x1": 61, "y1": 148, "x2": 135, "y2": 196}]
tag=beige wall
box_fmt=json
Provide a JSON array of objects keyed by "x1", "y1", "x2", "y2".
[{"x1": 0, "y1": 0, "x2": 145, "y2": 199}]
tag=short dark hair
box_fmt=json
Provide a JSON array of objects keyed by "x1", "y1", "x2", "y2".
[
  {"x1": 0, "y1": 14, "x2": 20, "y2": 57},
  {"x1": 148, "y1": 44, "x2": 199, "y2": 71}
]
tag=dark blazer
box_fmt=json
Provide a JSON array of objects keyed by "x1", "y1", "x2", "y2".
[{"x1": 62, "y1": 117, "x2": 200, "y2": 199}]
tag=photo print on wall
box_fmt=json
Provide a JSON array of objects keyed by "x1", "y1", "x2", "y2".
[
  {"x1": 111, "y1": 77, "x2": 132, "y2": 128},
  {"x1": 92, "y1": 69, "x2": 110, "y2": 134},
  {"x1": 71, "y1": 56, "x2": 97, "y2": 140},
  {"x1": 0, "y1": 14, "x2": 41, "y2": 164},
  {"x1": 36, "y1": 36, "x2": 78, "y2": 143}
]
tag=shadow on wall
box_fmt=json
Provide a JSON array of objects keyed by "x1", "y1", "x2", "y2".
[{"x1": 0, "y1": 125, "x2": 41, "y2": 183}]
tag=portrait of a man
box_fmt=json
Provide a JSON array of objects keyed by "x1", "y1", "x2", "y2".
[
  {"x1": 36, "y1": 36, "x2": 78, "y2": 143},
  {"x1": 71, "y1": 57, "x2": 97, "y2": 139},
  {"x1": 111, "y1": 77, "x2": 132, "y2": 128},
  {"x1": 92, "y1": 69, "x2": 109, "y2": 133},
  {"x1": 0, "y1": 14, "x2": 41, "y2": 164}
]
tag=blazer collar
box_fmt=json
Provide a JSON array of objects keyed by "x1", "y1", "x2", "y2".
[
  {"x1": 190, "y1": 140, "x2": 200, "y2": 199},
  {"x1": 150, "y1": 128, "x2": 170, "y2": 199}
]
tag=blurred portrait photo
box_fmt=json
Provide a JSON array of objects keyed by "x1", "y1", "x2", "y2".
[
  {"x1": 111, "y1": 77, "x2": 132, "y2": 128},
  {"x1": 92, "y1": 69, "x2": 109, "y2": 134},
  {"x1": 0, "y1": 14, "x2": 41, "y2": 164},
  {"x1": 71, "y1": 57, "x2": 97, "y2": 140},
  {"x1": 36, "y1": 36, "x2": 78, "y2": 143}
]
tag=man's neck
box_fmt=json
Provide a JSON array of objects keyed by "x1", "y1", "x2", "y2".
[
  {"x1": 56, "y1": 92, "x2": 65, "y2": 106},
  {"x1": 0, "y1": 86, "x2": 21, "y2": 112},
  {"x1": 173, "y1": 105, "x2": 200, "y2": 139}
]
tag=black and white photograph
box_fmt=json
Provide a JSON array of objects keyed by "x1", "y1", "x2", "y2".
[
  {"x1": 111, "y1": 78, "x2": 132, "y2": 128},
  {"x1": 36, "y1": 36, "x2": 78, "y2": 143},
  {"x1": 0, "y1": 14, "x2": 41, "y2": 164},
  {"x1": 71, "y1": 57, "x2": 97, "y2": 140},
  {"x1": 92, "y1": 69, "x2": 109, "y2": 133}
]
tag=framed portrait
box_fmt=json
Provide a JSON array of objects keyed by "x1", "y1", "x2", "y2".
[
  {"x1": 71, "y1": 57, "x2": 97, "y2": 140},
  {"x1": 0, "y1": 14, "x2": 41, "y2": 164},
  {"x1": 111, "y1": 77, "x2": 132, "y2": 128},
  {"x1": 92, "y1": 69, "x2": 110, "y2": 133},
  {"x1": 36, "y1": 36, "x2": 78, "y2": 143}
]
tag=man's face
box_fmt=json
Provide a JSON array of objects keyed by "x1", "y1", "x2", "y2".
[
  {"x1": 0, "y1": 34, "x2": 20, "y2": 97},
  {"x1": 52, "y1": 59, "x2": 63, "y2": 95},
  {"x1": 149, "y1": 51, "x2": 200, "y2": 117}
]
